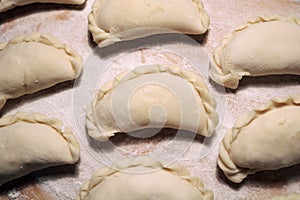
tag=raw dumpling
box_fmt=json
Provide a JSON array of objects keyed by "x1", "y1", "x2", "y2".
[
  {"x1": 0, "y1": 0, "x2": 86, "y2": 13},
  {"x1": 88, "y1": 0, "x2": 210, "y2": 46},
  {"x1": 272, "y1": 194, "x2": 300, "y2": 200},
  {"x1": 218, "y1": 95, "x2": 300, "y2": 183},
  {"x1": 210, "y1": 16, "x2": 300, "y2": 89},
  {"x1": 86, "y1": 64, "x2": 218, "y2": 141},
  {"x1": 0, "y1": 112, "x2": 80, "y2": 186},
  {"x1": 0, "y1": 33, "x2": 83, "y2": 110},
  {"x1": 76, "y1": 156, "x2": 213, "y2": 200}
]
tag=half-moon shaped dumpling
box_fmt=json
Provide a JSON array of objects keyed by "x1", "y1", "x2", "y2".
[
  {"x1": 0, "y1": 33, "x2": 83, "y2": 110},
  {"x1": 0, "y1": 0, "x2": 86, "y2": 13},
  {"x1": 86, "y1": 65, "x2": 218, "y2": 141},
  {"x1": 218, "y1": 95, "x2": 300, "y2": 183},
  {"x1": 76, "y1": 156, "x2": 213, "y2": 200},
  {"x1": 210, "y1": 16, "x2": 300, "y2": 89},
  {"x1": 0, "y1": 112, "x2": 80, "y2": 186},
  {"x1": 88, "y1": 0, "x2": 210, "y2": 46}
]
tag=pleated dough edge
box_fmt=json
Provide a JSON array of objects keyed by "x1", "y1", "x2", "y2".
[
  {"x1": 217, "y1": 94, "x2": 300, "y2": 183},
  {"x1": 88, "y1": 0, "x2": 210, "y2": 46},
  {"x1": 76, "y1": 156, "x2": 213, "y2": 200},
  {"x1": 209, "y1": 16, "x2": 300, "y2": 89},
  {"x1": 0, "y1": 33, "x2": 83, "y2": 79},
  {"x1": 86, "y1": 64, "x2": 218, "y2": 141},
  {"x1": 0, "y1": 112, "x2": 80, "y2": 163}
]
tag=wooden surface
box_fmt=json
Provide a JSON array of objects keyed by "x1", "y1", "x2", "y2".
[{"x1": 0, "y1": 0, "x2": 300, "y2": 199}]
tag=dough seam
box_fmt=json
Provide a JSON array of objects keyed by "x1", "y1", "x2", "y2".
[
  {"x1": 209, "y1": 16, "x2": 300, "y2": 89},
  {"x1": 218, "y1": 95, "x2": 300, "y2": 183}
]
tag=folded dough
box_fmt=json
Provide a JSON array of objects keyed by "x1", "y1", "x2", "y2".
[
  {"x1": 0, "y1": 33, "x2": 82, "y2": 110},
  {"x1": 88, "y1": 0, "x2": 210, "y2": 46},
  {"x1": 218, "y1": 95, "x2": 300, "y2": 183},
  {"x1": 210, "y1": 16, "x2": 300, "y2": 89},
  {"x1": 86, "y1": 64, "x2": 218, "y2": 141},
  {"x1": 0, "y1": 0, "x2": 86, "y2": 13},
  {"x1": 272, "y1": 194, "x2": 300, "y2": 200},
  {"x1": 76, "y1": 156, "x2": 213, "y2": 200},
  {"x1": 0, "y1": 112, "x2": 80, "y2": 186}
]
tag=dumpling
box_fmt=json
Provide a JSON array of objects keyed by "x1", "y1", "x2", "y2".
[
  {"x1": 218, "y1": 95, "x2": 300, "y2": 183},
  {"x1": 88, "y1": 0, "x2": 210, "y2": 46},
  {"x1": 0, "y1": 33, "x2": 83, "y2": 110},
  {"x1": 0, "y1": 0, "x2": 86, "y2": 13},
  {"x1": 76, "y1": 156, "x2": 213, "y2": 200},
  {"x1": 210, "y1": 16, "x2": 300, "y2": 89},
  {"x1": 86, "y1": 64, "x2": 218, "y2": 141},
  {"x1": 272, "y1": 194, "x2": 300, "y2": 200},
  {"x1": 0, "y1": 112, "x2": 80, "y2": 186}
]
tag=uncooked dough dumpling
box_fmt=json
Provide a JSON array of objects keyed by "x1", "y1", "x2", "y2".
[
  {"x1": 210, "y1": 16, "x2": 300, "y2": 89},
  {"x1": 0, "y1": 0, "x2": 86, "y2": 13},
  {"x1": 0, "y1": 33, "x2": 83, "y2": 110},
  {"x1": 88, "y1": 0, "x2": 210, "y2": 46},
  {"x1": 0, "y1": 112, "x2": 80, "y2": 186},
  {"x1": 86, "y1": 64, "x2": 218, "y2": 141},
  {"x1": 218, "y1": 95, "x2": 300, "y2": 183},
  {"x1": 76, "y1": 156, "x2": 213, "y2": 200}
]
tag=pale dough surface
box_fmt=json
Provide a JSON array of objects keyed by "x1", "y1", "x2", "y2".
[
  {"x1": 88, "y1": 0, "x2": 210, "y2": 46},
  {"x1": 230, "y1": 105, "x2": 300, "y2": 169},
  {"x1": 210, "y1": 16, "x2": 300, "y2": 89},
  {"x1": 0, "y1": 112, "x2": 80, "y2": 186},
  {"x1": 218, "y1": 95, "x2": 300, "y2": 183},
  {"x1": 0, "y1": 33, "x2": 82, "y2": 110},
  {"x1": 0, "y1": 0, "x2": 300, "y2": 198},
  {"x1": 86, "y1": 64, "x2": 218, "y2": 141},
  {"x1": 77, "y1": 156, "x2": 213, "y2": 200}
]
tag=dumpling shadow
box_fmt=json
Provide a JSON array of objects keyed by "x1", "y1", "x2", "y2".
[
  {"x1": 0, "y1": 80, "x2": 76, "y2": 117},
  {"x1": 87, "y1": 128, "x2": 207, "y2": 155},
  {"x1": 208, "y1": 77, "x2": 228, "y2": 95},
  {"x1": 216, "y1": 165, "x2": 243, "y2": 190},
  {"x1": 0, "y1": 163, "x2": 79, "y2": 195},
  {"x1": 87, "y1": 31, "x2": 98, "y2": 50},
  {"x1": 0, "y1": 2, "x2": 86, "y2": 24},
  {"x1": 31, "y1": 162, "x2": 80, "y2": 181},
  {"x1": 0, "y1": 175, "x2": 42, "y2": 196},
  {"x1": 245, "y1": 164, "x2": 300, "y2": 186},
  {"x1": 216, "y1": 163, "x2": 300, "y2": 190},
  {"x1": 188, "y1": 29, "x2": 209, "y2": 46},
  {"x1": 237, "y1": 74, "x2": 300, "y2": 91},
  {"x1": 92, "y1": 32, "x2": 209, "y2": 59}
]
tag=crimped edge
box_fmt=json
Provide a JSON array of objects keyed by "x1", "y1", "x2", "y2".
[
  {"x1": 86, "y1": 64, "x2": 218, "y2": 141},
  {"x1": 76, "y1": 156, "x2": 213, "y2": 200},
  {"x1": 0, "y1": 33, "x2": 83, "y2": 78},
  {"x1": 209, "y1": 16, "x2": 300, "y2": 89},
  {"x1": 0, "y1": 0, "x2": 86, "y2": 13},
  {"x1": 88, "y1": 0, "x2": 210, "y2": 46},
  {"x1": 0, "y1": 112, "x2": 80, "y2": 163},
  {"x1": 217, "y1": 94, "x2": 300, "y2": 183},
  {"x1": 0, "y1": 33, "x2": 83, "y2": 110}
]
